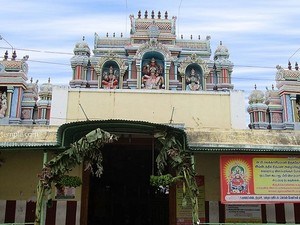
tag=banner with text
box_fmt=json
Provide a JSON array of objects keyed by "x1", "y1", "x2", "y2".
[{"x1": 220, "y1": 155, "x2": 300, "y2": 204}]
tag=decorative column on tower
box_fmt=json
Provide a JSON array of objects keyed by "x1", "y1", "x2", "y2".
[
  {"x1": 264, "y1": 85, "x2": 283, "y2": 129},
  {"x1": 21, "y1": 78, "x2": 39, "y2": 124},
  {"x1": 275, "y1": 64, "x2": 299, "y2": 130},
  {"x1": 36, "y1": 78, "x2": 52, "y2": 125},
  {"x1": 212, "y1": 41, "x2": 234, "y2": 91},
  {"x1": 169, "y1": 61, "x2": 180, "y2": 90},
  {"x1": 70, "y1": 37, "x2": 91, "y2": 88},
  {"x1": 247, "y1": 85, "x2": 268, "y2": 129}
]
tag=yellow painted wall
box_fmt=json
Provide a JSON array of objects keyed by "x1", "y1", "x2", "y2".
[
  {"x1": 194, "y1": 153, "x2": 220, "y2": 201},
  {"x1": 0, "y1": 151, "x2": 82, "y2": 201},
  {"x1": 66, "y1": 90, "x2": 231, "y2": 129},
  {"x1": 0, "y1": 151, "x2": 43, "y2": 200}
]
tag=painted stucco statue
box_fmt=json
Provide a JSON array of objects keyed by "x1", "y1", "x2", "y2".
[
  {"x1": 142, "y1": 58, "x2": 164, "y2": 89},
  {"x1": 102, "y1": 66, "x2": 118, "y2": 89},
  {"x1": 0, "y1": 92, "x2": 7, "y2": 118},
  {"x1": 186, "y1": 68, "x2": 201, "y2": 91},
  {"x1": 296, "y1": 101, "x2": 300, "y2": 121}
]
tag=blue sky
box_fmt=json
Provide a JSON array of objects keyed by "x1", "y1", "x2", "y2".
[{"x1": 1, "y1": 0, "x2": 300, "y2": 98}]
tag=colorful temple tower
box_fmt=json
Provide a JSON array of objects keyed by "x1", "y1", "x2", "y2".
[
  {"x1": 0, "y1": 50, "x2": 52, "y2": 125},
  {"x1": 69, "y1": 10, "x2": 234, "y2": 92},
  {"x1": 248, "y1": 62, "x2": 300, "y2": 130}
]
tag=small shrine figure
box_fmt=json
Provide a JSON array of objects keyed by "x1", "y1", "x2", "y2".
[
  {"x1": 141, "y1": 58, "x2": 164, "y2": 89},
  {"x1": 186, "y1": 68, "x2": 201, "y2": 91},
  {"x1": 102, "y1": 66, "x2": 118, "y2": 89},
  {"x1": 0, "y1": 92, "x2": 8, "y2": 118}
]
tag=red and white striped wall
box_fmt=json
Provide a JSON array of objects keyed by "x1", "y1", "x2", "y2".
[
  {"x1": 1, "y1": 200, "x2": 300, "y2": 224},
  {"x1": 0, "y1": 200, "x2": 80, "y2": 225}
]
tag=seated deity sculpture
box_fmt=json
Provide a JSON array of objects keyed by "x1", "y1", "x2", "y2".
[
  {"x1": 186, "y1": 68, "x2": 201, "y2": 91},
  {"x1": 141, "y1": 58, "x2": 164, "y2": 89},
  {"x1": 102, "y1": 66, "x2": 118, "y2": 89}
]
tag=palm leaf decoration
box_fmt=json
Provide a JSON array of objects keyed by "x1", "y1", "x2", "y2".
[
  {"x1": 153, "y1": 130, "x2": 200, "y2": 224},
  {"x1": 35, "y1": 128, "x2": 118, "y2": 225}
]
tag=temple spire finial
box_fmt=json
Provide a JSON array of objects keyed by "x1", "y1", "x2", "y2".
[
  {"x1": 151, "y1": 10, "x2": 155, "y2": 19},
  {"x1": 12, "y1": 50, "x2": 17, "y2": 60},
  {"x1": 4, "y1": 50, "x2": 8, "y2": 60}
]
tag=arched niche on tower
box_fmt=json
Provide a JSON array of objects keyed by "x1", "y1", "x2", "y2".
[
  {"x1": 134, "y1": 39, "x2": 173, "y2": 89},
  {"x1": 179, "y1": 53, "x2": 210, "y2": 91},
  {"x1": 94, "y1": 52, "x2": 128, "y2": 89},
  {"x1": 101, "y1": 61, "x2": 120, "y2": 89},
  {"x1": 185, "y1": 64, "x2": 203, "y2": 91},
  {"x1": 141, "y1": 51, "x2": 165, "y2": 90}
]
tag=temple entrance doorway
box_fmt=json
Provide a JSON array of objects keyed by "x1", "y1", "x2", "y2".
[{"x1": 88, "y1": 135, "x2": 169, "y2": 225}]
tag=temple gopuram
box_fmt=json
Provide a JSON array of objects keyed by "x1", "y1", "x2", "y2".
[
  {"x1": 1, "y1": 10, "x2": 300, "y2": 225},
  {"x1": 248, "y1": 62, "x2": 300, "y2": 130},
  {"x1": 69, "y1": 10, "x2": 233, "y2": 92}
]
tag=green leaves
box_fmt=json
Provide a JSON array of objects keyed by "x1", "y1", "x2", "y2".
[
  {"x1": 56, "y1": 175, "x2": 82, "y2": 188},
  {"x1": 44, "y1": 129, "x2": 117, "y2": 182},
  {"x1": 150, "y1": 174, "x2": 174, "y2": 187},
  {"x1": 35, "y1": 128, "x2": 118, "y2": 225},
  {"x1": 153, "y1": 130, "x2": 199, "y2": 224}
]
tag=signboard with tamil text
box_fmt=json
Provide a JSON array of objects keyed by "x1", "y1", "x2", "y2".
[
  {"x1": 225, "y1": 204, "x2": 262, "y2": 223},
  {"x1": 220, "y1": 155, "x2": 300, "y2": 204}
]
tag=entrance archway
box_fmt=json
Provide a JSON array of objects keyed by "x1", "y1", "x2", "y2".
[
  {"x1": 88, "y1": 134, "x2": 169, "y2": 225},
  {"x1": 50, "y1": 120, "x2": 199, "y2": 225}
]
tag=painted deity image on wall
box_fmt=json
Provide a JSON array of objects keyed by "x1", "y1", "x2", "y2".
[
  {"x1": 102, "y1": 66, "x2": 119, "y2": 89},
  {"x1": 141, "y1": 58, "x2": 164, "y2": 89},
  {"x1": 224, "y1": 159, "x2": 251, "y2": 195}
]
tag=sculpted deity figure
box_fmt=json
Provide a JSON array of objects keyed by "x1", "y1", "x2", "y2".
[
  {"x1": 0, "y1": 92, "x2": 7, "y2": 118},
  {"x1": 141, "y1": 58, "x2": 164, "y2": 89},
  {"x1": 296, "y1": 100, "x2": 300, "y2": 122},
  {"x1": 186, "y1": 68, "x2": 201, "y2": 91},
  {"x1": 102, "y1": 66, "x2": 118, "y2": 89}
]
